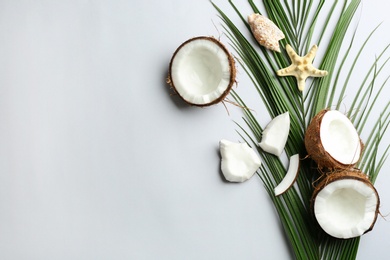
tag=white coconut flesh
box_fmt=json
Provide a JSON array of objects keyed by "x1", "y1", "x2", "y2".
[
  {"x1": 169, "y1": 37, "x2": 234, "y2": 106},
  {"x1": 320, "y1": 110, "x2": 361, "y2": 165},
  {"x1": 259, "y1": 112, "x2": 290, "y2": 156},
  {"x1": 274, "y1": 154, "x2": 299, "y2": 196},
  {"x1": 314, "y1": 178, "x2": 379, "y2": 239},
  {"x1": 220, "y1": 139, "x2": 261, "y2": 182}
]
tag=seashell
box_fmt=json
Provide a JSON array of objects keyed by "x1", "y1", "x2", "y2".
[{"x1": 248, "y1": 13, "x2": 285, "y2": 52}]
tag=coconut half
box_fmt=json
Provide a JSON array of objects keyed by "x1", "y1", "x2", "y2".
[
  {"x1": 220, "y1": 139, "x2": 261, "y2": 182},
  {"x1": 274, "y1": 154, "x2": 300, "y2": 196},
  {"x1": 167, "y1": 36, "x2": 236, "y2": 106},
  {"x1": 259, "y1": 112, "x2": 290, "y2": 156},
  {"x1": 312, "y1": 170, "x2": 380, "y2": 239},
  {"x1": 305, "y1": 109, "x2": 363, "y2": 169}
]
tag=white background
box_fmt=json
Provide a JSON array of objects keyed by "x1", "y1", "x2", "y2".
[{"x1": 0, "y1": 0, "x2": 389, "y2": 259}]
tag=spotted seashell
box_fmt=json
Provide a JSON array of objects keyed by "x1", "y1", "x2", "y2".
[{"x1": 248, "y1": 13, "x2": 285, "y2": 52}]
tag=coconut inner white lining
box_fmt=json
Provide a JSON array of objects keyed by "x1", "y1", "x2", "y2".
[
  {"x1": 171, "y1": 39, "x2": 231, "y2": 105},
  {"x1": 314, "y1": 179, "x2": 377, "y2": 239},
  {"x1": 320, "y1": 110, "x2": 361, "y2": 165}
]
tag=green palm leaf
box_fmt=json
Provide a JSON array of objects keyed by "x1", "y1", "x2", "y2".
[{"x1": 212, "y1": 0, "x2": 389, "y2": 259}]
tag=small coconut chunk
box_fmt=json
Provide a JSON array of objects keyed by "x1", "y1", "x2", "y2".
[
  {"x1": 220, "y1": 139, "x2": 261, "y2": 182},
  {"x1": 274, "y1": 154, "x2": 300, "y2": 196},
  {"x1": 259, "y1": 112, "x2": 290, "y2": 156},
  {"x1": 313, "y1": 171, "x2": 379, "y2": 239},
  {"x1": 168, "y1": 36, "x2": 236, "y2": 106}
]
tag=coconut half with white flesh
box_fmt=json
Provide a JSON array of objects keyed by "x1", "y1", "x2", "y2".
[
  {"x1": 305, "y1": 109, "x2": 363, "y2": 169},
  {"x1": 259, "y1": 112, "x2": 290, "y2": 156},
  {"x1": 312, "y1": 170, "x2": 380, "y2": 239},
  {"x1": 274, "y1": 154, "x2": 300, "y2": 196},
  {"x1": 167, "y1": 36, "x2": 236, "y2": 106},
  {"x1": 219, "y1": 139, "x2": 261, "y2": 182}
]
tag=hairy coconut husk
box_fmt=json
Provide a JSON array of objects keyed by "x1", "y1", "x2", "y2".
[
  {"x1": 311, "y1": 169, "x2": 380, "y2": 237},
  {"x1": 304, "y1": 109, "x2": 364, "y2": 170},
  {"x1": 167, "y1": 36, "x2": 236, "y2": 107}
]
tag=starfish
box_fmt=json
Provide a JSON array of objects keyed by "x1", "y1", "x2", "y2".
[{"x1": 276, "y1": 44, "x2": 328, "y2": 91}]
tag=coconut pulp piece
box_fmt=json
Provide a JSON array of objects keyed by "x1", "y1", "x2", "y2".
[
  {"x1": 248, "y1": 13, "x2": 285, "y2": 52},
  {"x1": 312, "y1": 170, "x2": 379, "y2": 239},
  {"x1": 276, "y1": 44, "x2": 328, "y2": 91},
  {"x1": 220, "y1": 139, "x2": 261, "y2": 182},
  {"x1": 305, "y1": 109, "x2": 363, "y2": 169},
  {"x1": 274, "y1": 154, "x2": 300, "y2": 196},
  {"x1": 259, "y1": 112, "x2": 290, "y2": 156},
  {"x1": 167, "y1": 36, "x2": 236, "y2": 106}
]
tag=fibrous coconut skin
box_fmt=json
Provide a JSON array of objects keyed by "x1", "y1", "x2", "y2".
[
  {"x1": 248, "y1": 13, "x2": 285, "y2": 52},
  {"x1": 311, "y1": 170, "x2": 380, "y2": 239},
  {"x1": 167, "y1": 36, "x2": 236, "y2": 106},
  {"x1": 259, "y1": 112, "x2": 290, "y2": 156},
  {"x1": 219, "y1": 139, "x2": 261, "y2": 182},
  {"x1": 305, "y1": 109, "x2": 363, "y2": 170},
  {"x1": 274, "y1": 154, "x2": 300, "y2": 196}
]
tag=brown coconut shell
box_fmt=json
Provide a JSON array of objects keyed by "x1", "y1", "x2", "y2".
[
  {"x1": 167, "y1": 36, "x2": 236, "y2": 107},
  {"x1": 310, "y1": 169, "x2": 380, "y2": 237},
  {"x1": 304, "y1": 109, "x2": 364, "y2": 170}
]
